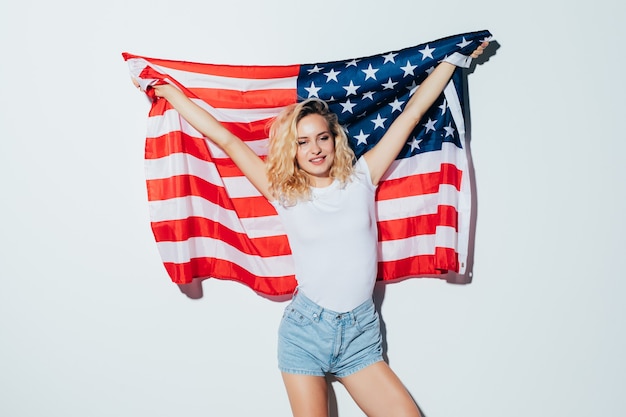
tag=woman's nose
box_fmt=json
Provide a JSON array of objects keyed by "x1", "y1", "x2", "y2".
[{"x1": 310, "y1": 140, "x2": 322, "y2": 154}]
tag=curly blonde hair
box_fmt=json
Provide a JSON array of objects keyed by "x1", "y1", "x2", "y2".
[{"x1": 266, "y1": 99, "x2": 355, "y2": 205}]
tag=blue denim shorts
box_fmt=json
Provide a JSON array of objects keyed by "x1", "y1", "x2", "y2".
[{"x1": 277, "y1": 290, "x2": 384, "y2": 378}]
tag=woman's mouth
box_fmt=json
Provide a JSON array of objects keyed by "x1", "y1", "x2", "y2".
[{"x1": 309, "y1": 156, "x2": 326, "y2": 165}]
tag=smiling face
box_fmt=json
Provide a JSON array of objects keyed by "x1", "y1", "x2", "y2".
[{"x1": 295, "y1": 113, "x2": 336, "y2": 187}]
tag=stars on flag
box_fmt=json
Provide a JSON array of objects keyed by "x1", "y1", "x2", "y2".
[
  {"x1": 361, "y1": 64, "x2": 379, "y2": 80},
  {"x1": 324, "y1": 68, "x2": 341, "y2": 82},
  {"x1": 419, "y1": 44, "x2": 435, "y2": 60},
  {"x1": 297, "y1": 33, "x2": 480, "y2": 157},
  {"x1": 382, "y1": 51, "x2": 398, "y2": 64},
  {"x1": 400, "y1": 61, "x2": 417, "y2": 77},
  {"x1": 343, "y1": 80, "x2": 360, "y2": 96}
]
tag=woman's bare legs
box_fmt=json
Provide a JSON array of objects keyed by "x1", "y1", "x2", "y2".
[
  {"x1": 339, "y1": 361, "x2": 421, "y2": 417},
  {"x1": 282, "y1": 373, "x2": 329, "y2": 417},
  {"x1": 282, "y1": 363, "x2": 420, "y2": 417}
]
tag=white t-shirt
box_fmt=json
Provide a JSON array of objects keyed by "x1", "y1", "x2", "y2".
[{"x1": 272, "y1": 158, "x2": 378, "y2": 312}]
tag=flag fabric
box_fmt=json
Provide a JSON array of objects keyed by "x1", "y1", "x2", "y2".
[{"x1": 123, "y1": 30, "x2": 492, "y2": 296}]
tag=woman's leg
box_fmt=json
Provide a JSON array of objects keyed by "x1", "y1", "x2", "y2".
[
  {"x1": 339, "y1": 361, "x2": 421, "y2": 417},
  {"x1": 282, "y1": 372, "x2": 329, "y2": 417}
]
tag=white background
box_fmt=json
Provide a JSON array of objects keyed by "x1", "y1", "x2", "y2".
[{"x1": 1, "y1": 1, "x2": 625, "y2": 416}]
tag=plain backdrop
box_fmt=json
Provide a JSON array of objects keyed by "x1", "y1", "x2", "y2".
[{"x1": 1, "y1": 1, "x2": 624, "y2": 416}]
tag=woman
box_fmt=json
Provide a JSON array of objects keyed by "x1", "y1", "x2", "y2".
[{"x1": 139, "y1": 42, "x2": 487, "y2": 417}]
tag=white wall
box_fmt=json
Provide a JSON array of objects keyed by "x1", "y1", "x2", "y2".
[{"x1": 1, "y1": 1, "x2": 624, "y2": 416}]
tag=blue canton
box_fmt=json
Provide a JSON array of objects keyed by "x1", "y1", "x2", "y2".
[{"x1": 296, "y1": 31, "x2": 490, "y2": 159}]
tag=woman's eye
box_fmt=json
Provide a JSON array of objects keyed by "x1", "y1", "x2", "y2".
[
  {"x1": 297, "y1": 141, "x2": 307, "y2": 146},
  {"x1": 319, "y1": 136, "x2": 330, "y2": 141}
]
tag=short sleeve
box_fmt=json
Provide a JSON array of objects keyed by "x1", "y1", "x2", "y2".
[{"x1": 354, "y1": 157, "x2": 377, "y2": 191}]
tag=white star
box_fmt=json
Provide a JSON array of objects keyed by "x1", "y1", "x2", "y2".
[
  {"x1": 307, "y1": 65, "x2": 323, "y2": 74},
  {"x1": 382, "y1": 52, "x2": 398, "y2": 64},
  {"x1": 410, "y1": 137, "x2": 423, "y2": 151},
  {"x1": 423, "y1": 118, "x2": 437, "y2": 133},
  {"x1": 340, "y1": 99, "x2": 357, "y2": 114},
  {"x1": 406, "y1": 81, "x2": 419, "y2": 96},
  {"x1": 400, "y1": 60, "x2": 417, "y2": 77},
  {"x1": 425, "y1": 66, "x2": 436, "y2": 74},
  {"x1": 438, "y1": 99, "x2": 448, "y2": 115},
  {"x1": 324, "y1": 68, "x2": 341, "y2": 82},
  {"x1": 444, "y1": 123, "x2": 455, "y2": 137},
  {"x1": 456, "y1": 37, "x2": 472, "y2": 49},
  {"x1": 354, "y1": 129, "x2": 370, "y2": 145},
  {"x1": 389, "y1": 98, "x2": 405, "y2": 113},
  {"x1": 362, "y1": 91, "x2": 375, "y2": 101},
  {"x1": 362, "y1": 64, "x2": 379, "y2": 80},
  {"x1": 419, "y1": 44, "x2": 435, "y2": 60},
  {"x1": 382, "y1": 78, "x2": 398, "y2": 90},
  {"x1": 345, "y1": 59, "x2": 360, "y2": 67},
  {"x1": 371, "y1": 114, "x2": 387, "y2": 129},
  {"x1": 305, "y1": 82, "x2": 322, "y2": 98},
  {"x1": 343, "y1": 80, "x2": 360, "y2": 96}
]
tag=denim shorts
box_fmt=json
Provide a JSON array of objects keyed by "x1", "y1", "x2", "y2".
[{"x1": 277, "y1": 290, "x2": 383, "y2": 378}]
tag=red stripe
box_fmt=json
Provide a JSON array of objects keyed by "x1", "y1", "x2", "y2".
[
  {"x1": 164, "y1": 258, "x2": 297, "y2": 295},
  {"x1": 148, "y1": 94, "x2": 172, "y2": 117},
  {"x1": 220, "y1": 118, "x2": 274, "y2": 141},
  {"x1": 145, "y1": 133, "x2": 210, "y2": 161},
  {"x1": 378, "y1": 205, "x2": 458, "y2": 241},
  {"x1": 145, "y1": 130, "x2": 270, "y2": 162},
  {"x1": 377, "y1": 247, "x2": 459, "y2": 278},
  {"x1": 151, "y1": 217, "x2": 290, "y2": 256},
  {"x1": 145, "y1": 121, "x2": 273, "y2": 154},
  {"x1": 376, "y1": 163, "x2": 463, "y2": 200},
  {"x1": 192, "y1": 88, "x2": 297, "y2": 109},
  {"x1": 147, "y1": 175, "x2": 277, "y2": 217},
  {"x1": 124, "y1": 53, "x2": 301, "y2": 79}
]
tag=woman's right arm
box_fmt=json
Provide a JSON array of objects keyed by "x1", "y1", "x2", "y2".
[{"x1": 152, "y1": 84, "x2": 271, "y2": 200}]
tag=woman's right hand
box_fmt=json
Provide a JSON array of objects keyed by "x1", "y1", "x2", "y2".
[
  {"x1": 151, "y1": 83, "x2": 176, "y2": 98},
  {"x1": 131, "y1": 77, "x2": 175, "y2": 99}
]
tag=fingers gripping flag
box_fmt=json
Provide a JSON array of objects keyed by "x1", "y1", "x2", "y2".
[{"x1": 123, "y1": 30, "x2": 492, "y2": 295}]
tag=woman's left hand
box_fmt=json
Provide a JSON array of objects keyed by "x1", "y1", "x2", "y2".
[{"x1": 470, "y1": 41, "x2": 489, "y2": 58}]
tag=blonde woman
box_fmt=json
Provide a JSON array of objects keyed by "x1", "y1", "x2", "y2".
[{"x1": 140, "y1": 42, "x2": 487, "y2": 417}]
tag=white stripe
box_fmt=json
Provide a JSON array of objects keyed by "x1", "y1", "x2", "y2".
[
  {"x1": 145, "y1": 111, "x2": 271, "y2": 159},
  {"x1": 222, "y1": 176, "x2": 264, "y2": 198},
  {"x1": 146, "y1": 107, "x2": 278, "y2": 139},
  {"x1": 156, "y1": 237, "x2": 295, "y2": 277},
  {"x1": 375, "y1": 184, "x2": 461, "y2": 221},
  {"x1": 148, "y1": 196, "x2": 284, "y2": 238},
  {"x1": 145, "y1": 153, "x2": 221, "y2": 182},
  {"x1": 144, "y1": 140, "x2": 465, "y2": 189},
  {"x1": 149, "y1": 62, "x2": 298, "y2": 91},
  {"x1": 144, "y1": 152, "x2": 268, "y2": 190},
  {"x1": 382, "y1": 142, "x2": 467, "y2": 181},
  {"x1": 144, "y1": 153, "x2": 265, "y2": 198},
  {"x1": 444, "y1": 80, "x2": 469, "y2": 274},
  {"x1": 378, "y1": 226, "x2": 458, "y2": 261},
  {"x1": 192, "y1": 98, "x2": 284, "y2": 124},
  {"x1": 126, "y1": 57, "x2": 298, "y2": 92},
  {"x1": 444, "y1": 79, "x2": 466, "y2": 139}
]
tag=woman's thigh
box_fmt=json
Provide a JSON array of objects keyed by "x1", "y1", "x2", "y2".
[
  {"x1": 339, "y1": 361, "x2": 421, "y2": 417},
  {"x1": 281, "y1": 373, "x2": 329, "y2": 417}
]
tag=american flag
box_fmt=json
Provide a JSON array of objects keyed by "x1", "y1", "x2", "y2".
[{"x1": 123, "y1": 30, "x2": 492, "y2": 295}]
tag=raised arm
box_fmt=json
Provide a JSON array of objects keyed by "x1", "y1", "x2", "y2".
[
  {"x1": 363, "y1": 42, "x2": 488, "y2": 185},
  {"x1": 149, "y1": 83, "x2": 271, "y2": 199}
]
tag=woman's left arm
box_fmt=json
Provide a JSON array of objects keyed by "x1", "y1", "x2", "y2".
[{"x1": 363, "y1": 42, "x2": 487, "y2": 185}]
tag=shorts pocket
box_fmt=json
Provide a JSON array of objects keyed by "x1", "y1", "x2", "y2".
[
  {"x1": 283, "y1": 304, "x2": 314, "y2": 327},
  {"x1": 355, "y1": 308, "x2": 380, "y2": 332}
]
